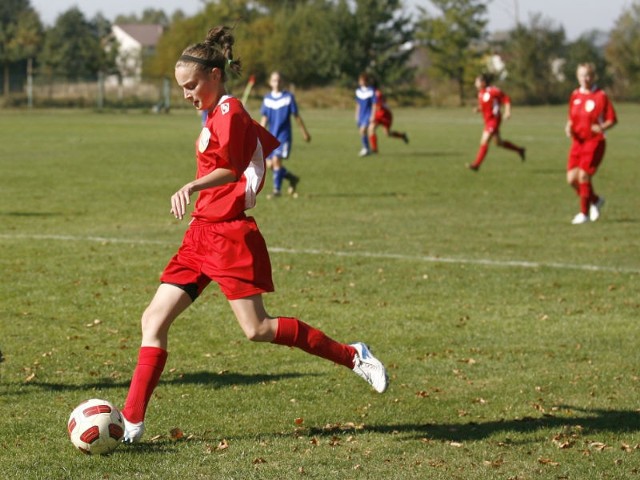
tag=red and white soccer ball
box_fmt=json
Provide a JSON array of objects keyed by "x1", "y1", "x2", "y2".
[{"x1": 67, "y1": 398, "x2": 124, "y2": 455}]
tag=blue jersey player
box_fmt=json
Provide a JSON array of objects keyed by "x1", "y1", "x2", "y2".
[
  {"x1": 260, "y1": 71, "x2": 311, "y2": 197},
  {"x1": 355, "y1": 72, "x2": 375, "y2": 157}
]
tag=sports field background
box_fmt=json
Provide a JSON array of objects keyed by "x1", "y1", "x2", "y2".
[{"x1": 1, "y1": 105, "x2": 638, "y2": 479}]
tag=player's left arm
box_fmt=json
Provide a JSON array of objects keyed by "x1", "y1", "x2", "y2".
[
  {"x1": 294, "y1": 114, "x2": 311, "y2": 142},
  {"x1": 502, "y1": 91, "x2": 512, "y2": 119},
  {"x1": 170, "y1": 168, "x2": 236, "y2": 220},
  {"x1": 593, "y1": 96, "x2": 618, "y2": 133}
]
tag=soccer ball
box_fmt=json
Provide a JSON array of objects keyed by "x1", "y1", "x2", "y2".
[{"x1": 67, "y1": 398, "x2": 124, "y2": 455}]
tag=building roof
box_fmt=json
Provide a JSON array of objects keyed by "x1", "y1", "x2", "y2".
[{"x1": 114, "y1": 24, "x2": 164, "y2": 47}]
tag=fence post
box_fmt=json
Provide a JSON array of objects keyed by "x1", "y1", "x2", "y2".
[
  {"x1": 97, "y1": 71, "x2": 105, "y2": 110},
  {"x1": 27, "y1": 58, "x2": 33, "y2": 109}
]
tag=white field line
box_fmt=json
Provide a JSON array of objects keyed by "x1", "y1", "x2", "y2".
[{"x1": 1, "y1": 233, "x2": 638, "y2": 274}]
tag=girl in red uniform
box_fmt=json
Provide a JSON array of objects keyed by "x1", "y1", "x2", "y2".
[
  {"x1": 120, "y1": 26, "x2": 388, "y2": 443},
  {"x1": 467, "y1": 74, "x2": 525, "y2": 171},
  {"x1": 368, "y1": 80, "x2": 408, "y2": 153},
  {"x1": 565, "y1": 63, "x2": 617, "y2": 224}
]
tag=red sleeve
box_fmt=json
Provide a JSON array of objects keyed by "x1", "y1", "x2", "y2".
[
  {"x1": 498, "y1": 88, "x2": 511, "y2": 105},
  {"x1": 602, "y1": 92, "x2": 617, "y2": 124}
]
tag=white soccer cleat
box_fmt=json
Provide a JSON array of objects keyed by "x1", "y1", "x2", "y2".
[
  {"x1": 589, "y1": 197, "x2": 605, "y2": 222},
  {"x1": 571, "y1": 212, "x2": 590, "y2": 225},
  {"x1": 358, "y1": 148, "x2": 370, "y2": 157},
  {"x1": 351, "y1": 342, "x2": 388, "y2": 393},
  {"x1": 122, "y1": 416, "x2": 145, "y2": 443}
]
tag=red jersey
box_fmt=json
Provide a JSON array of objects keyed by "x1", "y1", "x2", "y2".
[
  {"x1": 568, "y1": 87, "x2": 616, "y2": 143},
  {"x1": 193, "y1": 95, "x2": 279, "y2": 223},
  {"x1": 477, "y1": 86, "x2": 510, "y2": 124},
  {"x1": 373, "y1": 88, "x2": 392, "y2": 125}
]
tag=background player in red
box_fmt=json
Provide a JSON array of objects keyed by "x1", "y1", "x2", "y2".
[
  {"x1": 368, "y1": 78, "x2": 408, "y2": 153},
  {"x1": 120, "y1": 26, "x2": 388, "y2": 444},
  {"x1": 467, "y1": 73, "x2": 525, "y2": 171},
  {"x1": 565, "y1": 62, "x2": 617, "y2": 225}
]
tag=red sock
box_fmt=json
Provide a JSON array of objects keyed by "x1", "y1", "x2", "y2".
[
  {"x1": 473, "y1": 144, "x2": 489, "y2": 167},
  {"x1": 122, "y1": 347, "x2": 168, "y2": 423},
  {"x1": 369, "y1": 134, "x2": 378, "y2": 152},
  {"x1": 578, "y1": 182, "x2": 592, "y2": 215},
  {"x1": 272, "y1": 317, "x2": 356, "y2": 369},
  {"x1": 501, "y1": 140, "x2": 522, "y2": 153}
]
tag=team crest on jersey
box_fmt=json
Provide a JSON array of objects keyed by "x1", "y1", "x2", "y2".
[
  {"x1": 585, "y1": 99, "x2": 595, "y2": 112},
  {"x1": 220, "y1": 102, "x2": 230, "y2": 115},
  {"x1": 482, "y1": 92, "x2": 491, "y2": 102},
  {"x1": 198, "y1": 127, "x2": 211, "y2": 152}
]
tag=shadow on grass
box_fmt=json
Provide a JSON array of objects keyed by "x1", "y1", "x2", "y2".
[
  {"x1": 9, "y1": 371, "x2": 313, "y2": 394},
  {"x1": 362, "y1": 406, "x2": 640, "y2": 441},
  {"x1": 380, "y1": 150, "x2": 463, "y2": 159},
  {"x1": 306, "y1": 192, "x2": 404, "y2": 199},
  {"x1": 0, "y1": 211, "x2": 63, "y2": 217}
]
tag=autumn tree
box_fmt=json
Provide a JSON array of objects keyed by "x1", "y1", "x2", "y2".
[{"x1": 605, "y1": 2, "x2": 640, "y2": 99}]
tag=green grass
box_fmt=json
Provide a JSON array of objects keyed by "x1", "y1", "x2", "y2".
[{"x1": 1, "y1": 104, "x2": 639, "y2": 479}]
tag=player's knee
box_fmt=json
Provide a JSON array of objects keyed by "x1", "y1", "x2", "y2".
[{"x1": 243, "y1": 326, "x2": 269, "y2": 342}]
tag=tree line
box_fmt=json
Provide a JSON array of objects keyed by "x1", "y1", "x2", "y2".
[{"x1": 2, "y1": 0, "x2": 640, "y2": 105}]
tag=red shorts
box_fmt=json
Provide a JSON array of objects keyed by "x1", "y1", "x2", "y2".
[
  {"x1": 484, "y1": 117, "x2": 501, "y2": 134},
  {"x1": 160, "y1": 216, "x2": 274, "y2": 300},
  {"x1": 568, "y1": 139, "x2": 605, "y2": 176},
  {"x1": 374, "y1": 110, "x2": 392, "y2": 129}
]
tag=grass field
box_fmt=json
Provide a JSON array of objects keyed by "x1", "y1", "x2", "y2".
[{"x1": 1, "y1": 104, "x2": 639, "y2": 479}]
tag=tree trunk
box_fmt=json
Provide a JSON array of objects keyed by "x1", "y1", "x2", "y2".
[{"x1": 3, "y1": 62, "x2": 9, "y2": 98}]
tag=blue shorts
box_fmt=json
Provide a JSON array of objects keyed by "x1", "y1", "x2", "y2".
[{"x1": 269, "y1": 141, "x2": 290, "y2": 160}]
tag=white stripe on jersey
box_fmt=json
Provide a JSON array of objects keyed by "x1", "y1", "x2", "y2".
[
  {"x1": 243, "y1": 140, "x2": 266, "y2": 209},
  {"x1": 356, "y1": 87, "x2": 374, "y2": 100},
  {"x1": 263, "y1": 96, "x2": 292, "y2": 110}
]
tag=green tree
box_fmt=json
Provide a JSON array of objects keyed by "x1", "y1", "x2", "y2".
[
  {"x1": 0, "y1": 0, "x2": 43, "y2": 96},
  {"x1": 336, "y1": 0, "x2": 414, "y2": 88},
  {"x1": 115, "y1": 8, "x2": 170, "y2": 27},
  {"x1": 416, "y1": 0, "x2": 488, "y2": 105},
  {"x1": 563, "y1": 31, "x2": 610, "y2": 97},
  {"x1": 39, "y1": 7, "x2": 109, "y2": 81},
  {"x1": 260, "y1": 1, "x2": 343, "y2": 86},
  {"x1": 605, "y1": 2, "x2": 640, "y2": 99},
  {"x1": 500, "y1": 14, "x2": 567, "y2": 104}
]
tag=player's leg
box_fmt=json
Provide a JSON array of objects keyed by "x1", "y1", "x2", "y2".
[
  {"x1": 368, "y1": 122, "x2": 378, "y2": 153},
  {"x1": 496, "y1": 133, "x2": 526, "y2": 161},
  {"x1": 228, "y1": 295, "x2": 388, "y2": 393},
  {"x1": 468, "y1": 129, "x2": 493, "y2": 170},
  {"x1": 585, "y1": 141, "x2": 606, "y2": 221},
  {"x1": 270, "y1": 155, "x2": 284, "y2": 196},
  {"x1": 358, "y1": 124, "x2": 370, "y2": 156},
  {"x1": 385, "y1": 117, "x2": 408, "y2": 143},
  {"x1": 277, "y1": 144, "x2": 299, "y2": 196},
  {"x1": 121, "y1": 284, "x2": 193, "y2": 441}
]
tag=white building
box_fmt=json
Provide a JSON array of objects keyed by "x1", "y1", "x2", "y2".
[{"x1": 109, "y1": 24, "x2": 163, "y2": 86}]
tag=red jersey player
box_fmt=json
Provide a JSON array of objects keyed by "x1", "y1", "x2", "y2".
[
  {"x1": 120, "y1": 26, "x2": 388, "y2": 444},
  {"x1": 565, "y1": 63, "x2": 617, "y2": 224},
  {"x1": 467, "y1": 74, "x2": 525, "y2": 171},
  {"x1": 368, "y1": 80, "x2": 408, "y2": 153}
]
